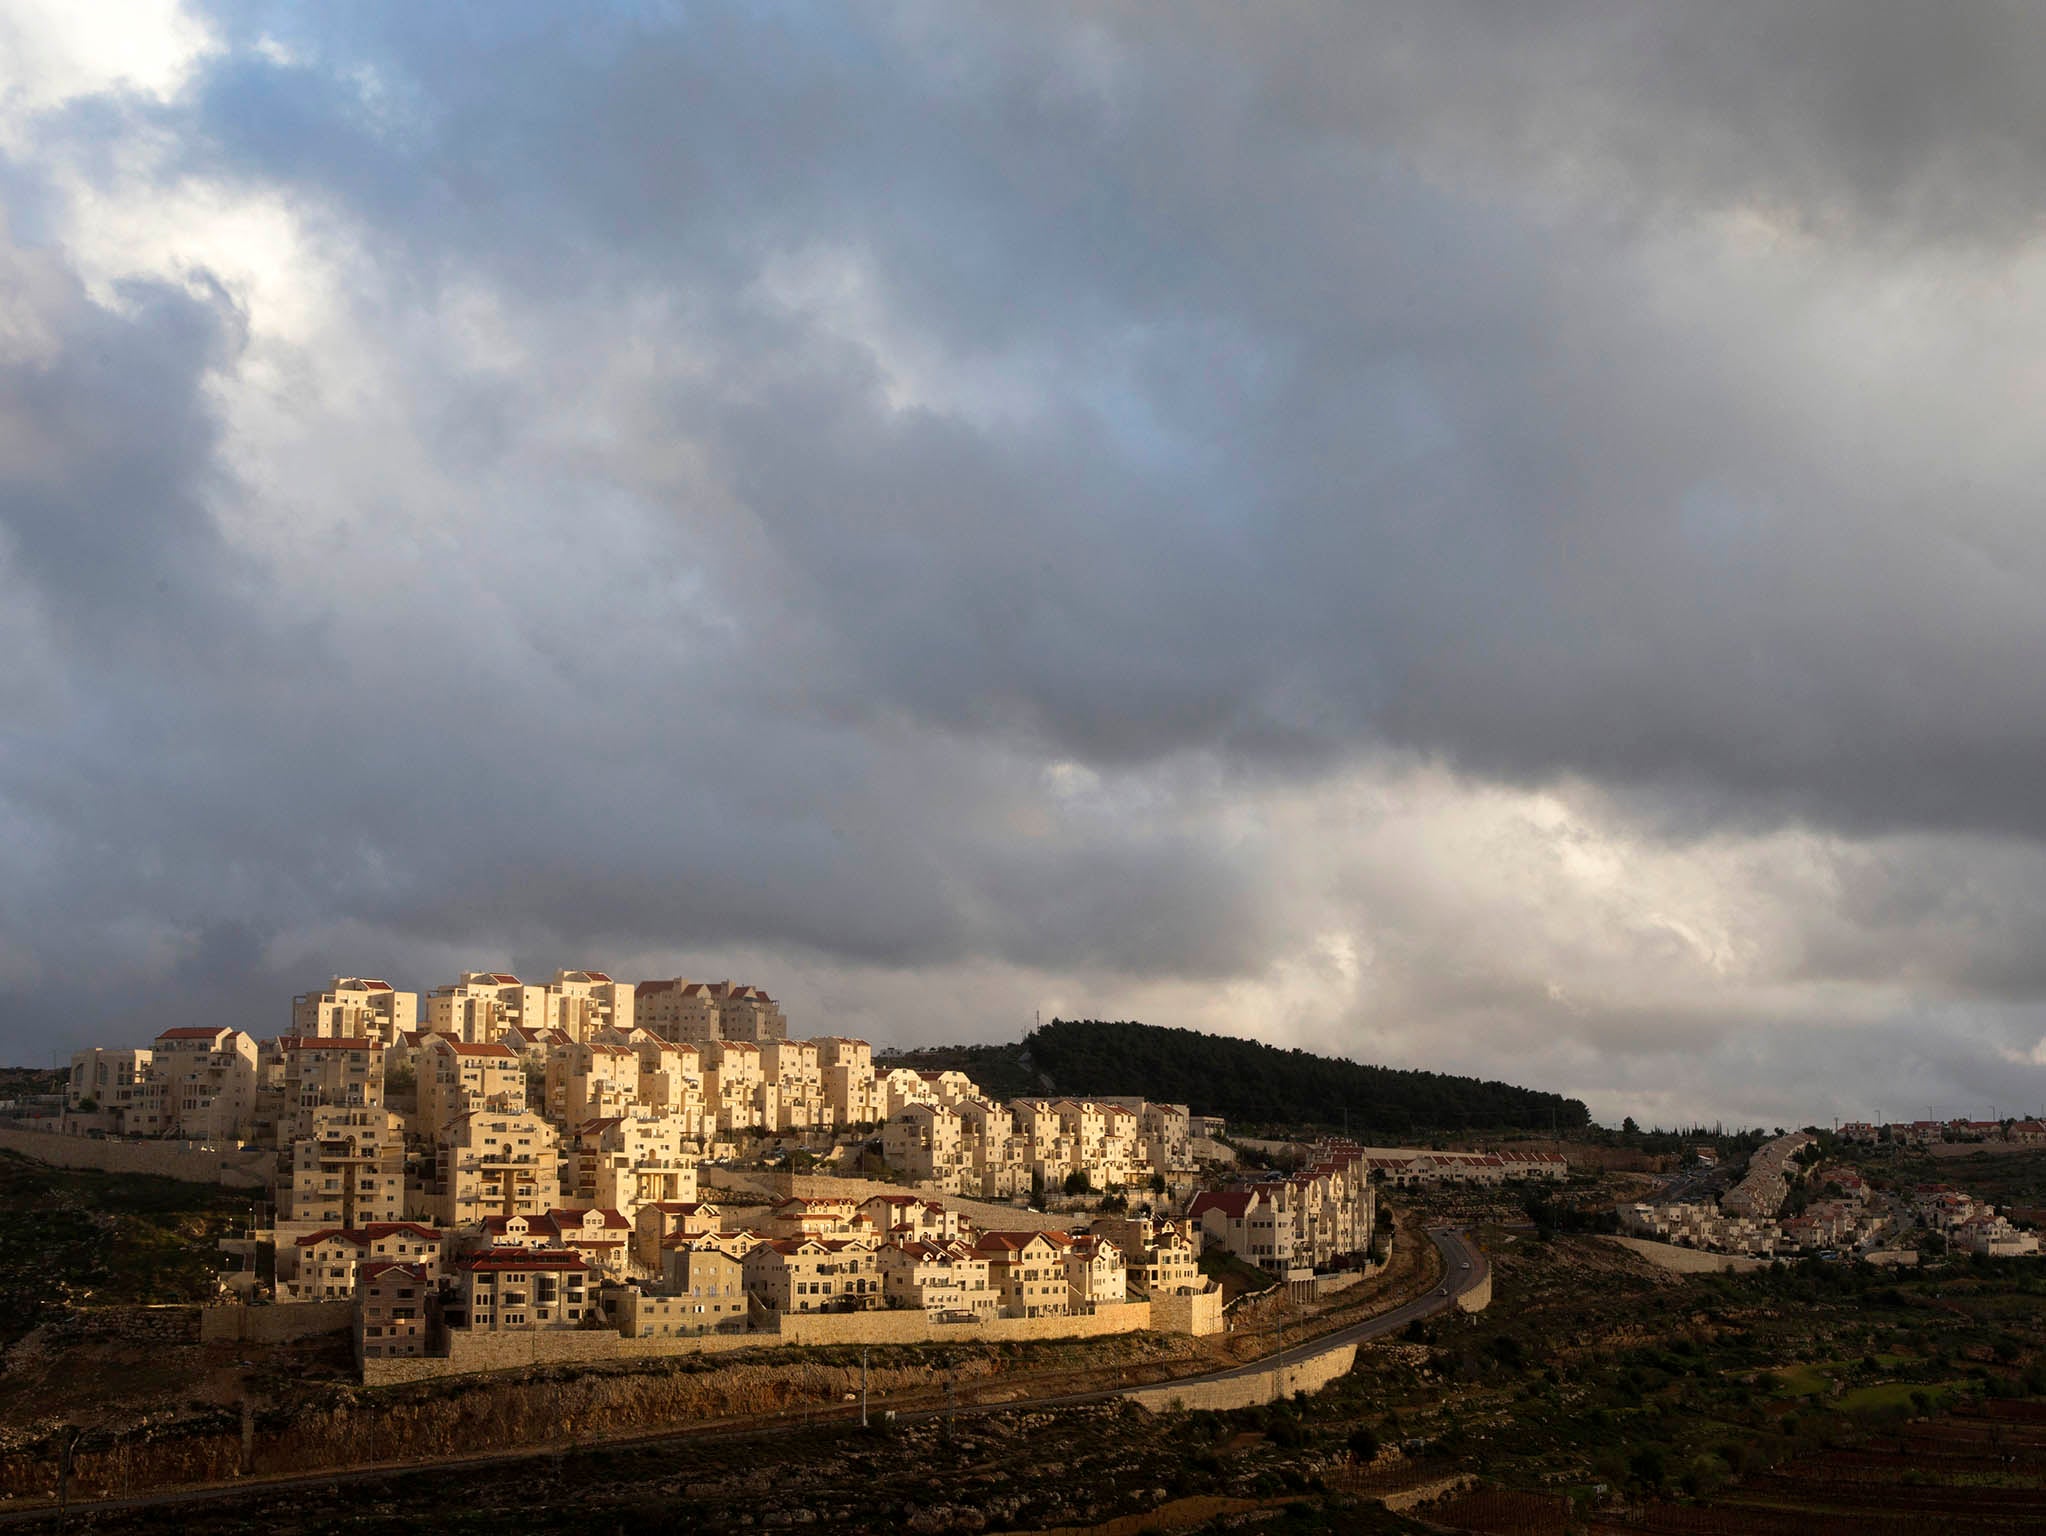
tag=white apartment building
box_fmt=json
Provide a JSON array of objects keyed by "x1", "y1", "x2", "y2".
[
  {"x1": 283, "y1": 1105, "x2": 408, "y2": 1227},
  {"x1": 426, "y1": 972, "x2": 544, "y2": 1042},
  {"x1": 538, "y1": 970, "x2": 635, "y2": 1040},
  {"x1": 151, "y1": 1027, "x2": 260, "y2": 1143},
  {"x1": 417, "y1": 1036, "x2": 526, "y2": 1133},
  {"x1": 568, "y1": 1113, "x2": 699, "y2": 1221},
  {"x1": 815, "y1": 1037, "x2": 880, "y2": 1126},
  {"x1": 434, "y1": 1109, "x2": 562, "y2": 1226},
  {"x1": 291, "y1": 978, "x2": 418, "y2": 1044}
]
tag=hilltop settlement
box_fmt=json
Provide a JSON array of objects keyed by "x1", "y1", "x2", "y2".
[{"x1": 40, "y1": 971, "x2": 1562, "y2": 1378}]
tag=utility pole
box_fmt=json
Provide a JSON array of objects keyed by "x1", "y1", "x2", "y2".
[{"x1": 861, "y1": 1348, "x2": 869, "y2": 1429}]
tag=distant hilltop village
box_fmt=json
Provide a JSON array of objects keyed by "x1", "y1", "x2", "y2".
[{"x1": 52, "y1": 970, "x2": 1456, "y2": 1379}]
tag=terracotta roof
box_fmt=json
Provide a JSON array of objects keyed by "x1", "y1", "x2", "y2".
[
  {"x1": 972, "y1": 1229, "x2": 1071, "y2": 1253},
  {"x1": 359, "y1": 1259, "x2": 426, "y2": 1283},
  {"x1": 1188, "y1": 1191, "x2": 1257, "y2": 1220},
  {"x1": 457, "y1": 1247, "x2": 587, "y2": 1272},
  {"x1": 277, "y1": 1036, "x2": 378, "y2": 1051},
  {"x1": 489, "y1": 973, "x2": 521, "y2": 985},
  {"x1": 547, "y1": 1207, "x2": 631, "y2": 1231}
]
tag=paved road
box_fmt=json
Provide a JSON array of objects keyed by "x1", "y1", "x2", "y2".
[
  {"x1": 0, "y1": 1230, "x2": 1488, "y2": 1527},
  {"x1": 1192, "y1": 1227, "x2": 1484, "y2": 1386}
]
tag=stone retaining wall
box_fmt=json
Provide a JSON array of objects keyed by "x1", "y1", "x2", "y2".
[
  {"x1": 1454, "y1": 1271, "x2": 1492, "y2": 1313},
  {"x1": 201, "y1": 1300, "x2": 354, "y2": 1343},
  {"x1": 1121, "y1": 1337, "x2": 1357, "y2": 1414},
  {"x1": 362, "y1": 1300, "x2": 1162, "y2": 1384},
  {"x1": 1149, "y1": 1289, "x2": 1224, "y2": 1337},
  {"x1": 0, "y1": 1125, "x2": 274, "y2": 1187}
]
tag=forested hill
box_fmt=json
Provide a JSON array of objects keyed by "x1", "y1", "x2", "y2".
[{"x1": 880, "y1": 1018, "x2": 1591, "y2": 1134}]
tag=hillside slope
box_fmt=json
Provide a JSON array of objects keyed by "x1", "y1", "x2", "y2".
[{"x1": 882, "y1": 1018, "x2": 1589, "y2": 1134}]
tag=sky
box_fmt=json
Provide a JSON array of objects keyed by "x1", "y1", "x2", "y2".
[{"x1": 7, "y1": 2, "x2": 2046, "y2": 1128}]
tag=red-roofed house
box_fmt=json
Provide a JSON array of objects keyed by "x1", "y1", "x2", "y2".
[
  {"x1": 743, "y1": 1236, "x2": 881, "y2": 1312},
  {"x1": 356, "y1": 1260, "x2": 436, "y2": 1359},
  {"x1": 971, "y1": 1230, "x2": 1073, "y2": 1318},
  {"x1": 450, "y1": 1248, "x2": 590, "y2": 1331},
  {"x1": 289, "y1": 1222, "x2": 446, "y2": 1301}
]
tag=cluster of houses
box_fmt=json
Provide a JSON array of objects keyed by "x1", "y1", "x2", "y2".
[
  {"x1": 880, "y1": 1092, "x2": 1199, "y2": 1200},
  {"x1": 1622, "y1": 1139, "x2": 2040, "y2": 1262},
  {"x1": 56, "y1": 974, "x2": 1211, "y2": 1277},
  {"x1": 1186, "y1": 1144, "x2": 1382, "y2": 1274},
  {"x1": 1837, "y1": 1118, "x2": 2046, "y2": 1146},
  {"x1": 52, "y1": 971, "x2": 1248, "y2": 1367},
  {"x1": 1718, "y1": 1131, "x2": 1815, "y2": 1218},
  {"x1": 339, "y1": 1190, "x2": 1212, "y2": 1360},
  {"x1": 1363, "y1": 1149, "x2": 1570, "y2": 1187}
]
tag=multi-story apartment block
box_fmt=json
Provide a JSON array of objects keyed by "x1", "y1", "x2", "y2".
[
  {"x1": 449, "y1": 1248, "x2": 590, "y2": 1332},
  {"x1": 955, "y1": 1098, "x2": 1025, "y2": 1198},
  {"x1": 291, "y1": 978, "x2": 418, "y2": 1044},
  {"x1": 64, "y1": 1048, "x2": 155, "y2": 1131},
  {"x1": 417, "y1": 1036, "x2": 525, "y2": 1133},
  {"x1": 634, "y1": 979, "x2": 787, "y2": 1044},
  {"x1": 275, "y1": 1035, "x2": 384, "y2": 1140},
  {"x1": 568, "y1": 1114, "x2": 698, "y2": 1220},
  {"x1": 630, "y1": 1038, "x2": 703, "y2": 1112},
  {"x1": 357, "y1": 1259, "x2": 436, "y2": 1358},
  {"x1": 501, "y1": 1023, "x2": 575, "y2": 1069},
  {"x1": 972, "y1": 1230, "x2": 1072, "y2": 1319},
  {"x1": 814, "y1": 1037, "x2": 880, "y2": 1127},
  {"x1": 513, "y1": 1207, "x2": 635, "y2": 1278},
  {"x1": 710, "y1": 982, "x2": 787, "y2": 1043},
  {"x1": 879, "y1": 1239, "x2": 997, "y2": 1316},
  {"x1": 547, "y1": 1041, "x2": 640, "y2": 1125},
  {"x1": 1008, "y1": 1099, "x2": 1075, "y2": 1185},
  {"x1": 538, "y1": 970, "x2": 635, "y2": 1041},
  {"x1": 151, "y1": 1026, "x2": 260, "y2": 1143},
  {"x1": 633, "y1": 979, "x2": 721, "y2": 1042},
  {"x1": 760, "y1": 1039, "x2": 829, "y2": 1132},
  {"x1": 1121, "y1": 1100, "x2": 1194, "y2": 1177},
  {"x1": 880, "y1": 1067, "x2": 942, "y2": 1120},
  {"x1": 426, "y1": 973, "x2": 544, "y2": 1043},
  {"x1": 702, "y1": 1040, "x2": 771, "y2": 1133},
  {"x1": 435, "y1": 1109, "x2": 562, "y2": 1226},
  {"x1": 742, "y1": 1236, "x2": 879, "y2": 1312},
  {"x1": 883, "y1": 1103, "x2": 968, "y2": 1193},
  {"x1": 1051, "y1": 1099, "x2": 1109, "y2": 1166},
  {"x1": 283, "y1": 1106, "x2": 408, "y2": 1227}
]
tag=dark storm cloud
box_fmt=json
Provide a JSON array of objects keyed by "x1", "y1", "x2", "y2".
[
  {"x1": 155, "y1": 0, "x2": 2046, "y2": 833},
  {"x1": 8, "y1": 2, "x2": 2046, "y2": 1122}
]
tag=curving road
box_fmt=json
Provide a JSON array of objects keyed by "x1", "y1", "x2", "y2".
[
  {"x1": 1181, "y1": 1226, "x2": 1486, "y2": 1389},
  {"x1": 0, "y1": 1229, "x2": 1488, "y2": 1527}
]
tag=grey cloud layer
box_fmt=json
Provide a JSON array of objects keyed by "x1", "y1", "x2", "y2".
[{"x1": 5, "y1": 2, "x2": 2046, "y2": 1123}]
